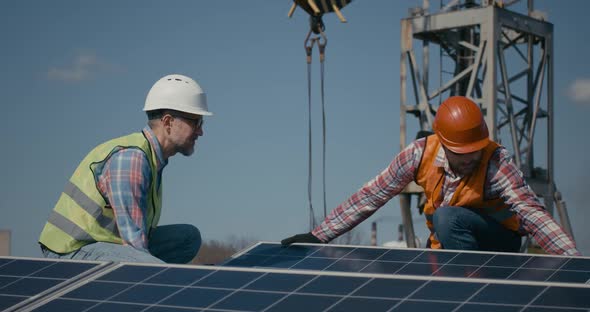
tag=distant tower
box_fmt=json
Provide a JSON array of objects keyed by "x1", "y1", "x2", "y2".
[
  {"x1": 398, "y1": 0, "x2": 573, "y2": 248},
  {"x1": 0, "y1": 230, "x2": 10, "y2": 256}
]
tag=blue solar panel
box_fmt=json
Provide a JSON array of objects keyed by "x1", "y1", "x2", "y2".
[
  {"x1": 26, "y1": 262, "x2": 590, "y2": 311},
  {"x1": 0, "y1": 256, "x2": 107, "y2": 311},
  {"x1": 3, "y1": 243, "x2": 588, "y2": 311},
  {"x1": 224, "y1": 242, "x2": 590, "y2": 285}
]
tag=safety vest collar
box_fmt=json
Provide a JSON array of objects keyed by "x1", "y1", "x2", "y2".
[{"x1": 433, "y1": 145, "x2": 447, "y2": 168}]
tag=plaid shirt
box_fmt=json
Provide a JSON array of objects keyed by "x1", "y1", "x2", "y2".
[
  {"x1": 95, "y1": 127, "x2": 166, "y2": 252},
  {"x1": 312, "y1": 138, "x2": 580, "y2": 256}
]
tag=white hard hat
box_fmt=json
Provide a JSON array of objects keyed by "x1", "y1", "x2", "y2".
[{"x1": 144, "y1": 74, "x2": 213, "y2": 116}]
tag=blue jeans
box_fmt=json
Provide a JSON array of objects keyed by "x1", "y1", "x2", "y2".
[
  {"x1": 432, "y1": 206, "x2": 521, "y2": 252},
  {"x1": 42, "y1": 224, "x2": 201, "y2": 264}
]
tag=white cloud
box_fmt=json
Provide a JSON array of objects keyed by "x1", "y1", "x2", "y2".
[
  {"x1": 47, "y1": 52, "x2": 118, "y2": 82},
  {"x1": 567, "y1": 79, "x2": 590, "y2": 104}
]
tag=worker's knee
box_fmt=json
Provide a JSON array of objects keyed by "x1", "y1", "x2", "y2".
[
  {"x1": 432, "y1": 206, "x2": 480, "y2": 250},
  {"x1": 432, "y1": 206, "x2": 473, "y2": 233},
  {"x1": 168, "y1": 223, "x2": 201, "y2": 255},
  {"x1": 183, "y1": 224, "x2": 202, "y2": 254},
  {"x1": 175, "y1": 224, "x2": 201, "y2": 262}
]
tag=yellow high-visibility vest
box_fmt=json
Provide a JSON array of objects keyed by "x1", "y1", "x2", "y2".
[{"x1": 39, "y1": 132, "x2": 162, "y2": 254}]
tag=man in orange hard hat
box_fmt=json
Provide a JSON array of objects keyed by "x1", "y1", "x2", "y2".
[{"x1": 282, "y1": 96, "x2": 580, "y2": 256}]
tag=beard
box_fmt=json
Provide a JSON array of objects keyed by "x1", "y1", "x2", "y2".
[
  {"x1": 455, "y1": 162, "x2": 478, "y2": 176},
  {"x1": 178, "y1": 140, "x2": 196, "y2": 156}
]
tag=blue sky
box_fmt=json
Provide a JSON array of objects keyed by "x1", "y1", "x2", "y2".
[{"x1": 1, "y1": 1, "x2": 590, "y2": 257}]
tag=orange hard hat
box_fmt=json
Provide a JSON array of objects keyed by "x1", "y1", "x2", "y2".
[{"x1": 433, "y1": 96, "x2": 490, "y2": 154}]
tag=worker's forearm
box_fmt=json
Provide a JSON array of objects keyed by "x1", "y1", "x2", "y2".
[{"x1": 519, "y1": 208, "x2": 580, "y2": 256}]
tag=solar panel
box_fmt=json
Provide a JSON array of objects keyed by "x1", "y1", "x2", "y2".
[
  {"x1": 224, "y1": 242, "x2": 590, "y2": 285},
  {"x1": 25, "y1": 261, "x2": 590, "y2": 312},
  {"x1": 0, "y1": 256, "x2": 109, "y2": 312}
]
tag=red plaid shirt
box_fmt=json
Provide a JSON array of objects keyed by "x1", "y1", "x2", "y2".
[{"x1": 312, "y1": 138, "x2": 580, "y2": 256}]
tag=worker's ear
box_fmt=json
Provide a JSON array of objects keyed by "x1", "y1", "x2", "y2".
[{"x1": 161, "y1": 113, "x2": 174, "y2": 131}]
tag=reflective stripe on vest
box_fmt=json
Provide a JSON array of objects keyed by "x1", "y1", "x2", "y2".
[
  {"x1": 47, "y1": 211, "x2": 95, "y2": 243},
  {"x1": 63, "y1": 181, "x2": 119, "y2": 235}
]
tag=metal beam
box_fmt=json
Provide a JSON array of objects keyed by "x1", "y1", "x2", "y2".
[
  {"x1": 408, "y1": 7, "x2": 488, "y2": 35},
  {"x1": 497, "y1": 7, "x2": 553, "y2": 38}
]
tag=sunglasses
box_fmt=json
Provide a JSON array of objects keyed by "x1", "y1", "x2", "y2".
[{"x1": 170, "y1": 114, "x2": 204, "y2": 129}]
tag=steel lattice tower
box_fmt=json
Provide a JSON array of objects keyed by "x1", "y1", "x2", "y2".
[{"x1": 398, "y1": 0, "x2": 574, "y2": 248}]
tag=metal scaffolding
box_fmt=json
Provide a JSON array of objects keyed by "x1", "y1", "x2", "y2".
[{"x1": 398, "y1": 0, "x2": 574, "y2": 248}]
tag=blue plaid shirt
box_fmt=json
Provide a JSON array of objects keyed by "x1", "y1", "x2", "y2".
[{"x1": 94, "y1": 126, "x2": 166, "y2": 252}]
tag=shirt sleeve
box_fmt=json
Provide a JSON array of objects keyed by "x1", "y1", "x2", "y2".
[
  {"x1": 96, "y1": 148, "x2": 152, "y2": 252},
  {"x1": 312, "y1": 139, "x2": 425, "y2": 242},
  {"x1": 488, "y1": 147, "x2": 580, "y2": 256}
]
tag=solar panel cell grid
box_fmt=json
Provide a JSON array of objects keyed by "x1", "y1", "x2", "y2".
[
  {"x1": 323, "y1": 259, "x2": 372, "y2": 272},
  {"x1": 245, "y1": 273, "x2": 312, "y2": 291},
  {"x1": 456, "y1": 303, "x2": 522, "y2": 312},
  {"x1": 31, "y1": 262, "x2": 98, "y2": 279},
  {"x1": 2, "y1": 277, "x2": 62, "y2": 296},
  {"x1": 23, "y1": 298, "x2": 97, "y2": 312},
  {"x1": 28, "y1": 262, "x2": 590, "y2": 312},
  {"x1": 0, "y1": 295, "x2": 25, "y2": 311},
  {"x1": 4, "y1": 244, "x2": 589, "y2": 311},
  {"x1": 145, "y1": 307, "x2": 203, "y2": 312},
  {"x1": 144, "y1": 267, "x2": 210, "y2": 286},
  {"x1": 0, "y1": 257, "x2": 105, "y2": 311},
  {"x1": 291, "y1": 257, "x2": 335, "y2": 270},
  {"x1": 65, "y1": 280, "x2": 132, "y2": 300},
  {"x1": 161, "y1": 287, "x2": 230, "y2": 308},
  {"x1": 225, "y1": 243, "x2": 590, "y2": 285},
  {"x1": 97, "y1": 265, "x2": 164, "y2": 283}
]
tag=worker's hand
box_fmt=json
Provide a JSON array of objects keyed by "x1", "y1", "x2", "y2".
[{"x1": 281, "y1": 232, "x2": 322, "y2": 247}]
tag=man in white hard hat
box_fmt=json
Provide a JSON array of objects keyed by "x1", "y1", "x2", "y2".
[{"x1": 38, "y1": 74, "x2": 212, "y2": 263}]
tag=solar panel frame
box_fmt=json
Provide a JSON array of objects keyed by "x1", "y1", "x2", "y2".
[
  {"x1": 23, "y1": 261, "x2": 590, "y2": 312},
  {"x1": 0, "y1": 256, "x2": 111, "y2": 312},
  {"x1": 224, "y1": 242, "x2": 590, "y2": 285}
]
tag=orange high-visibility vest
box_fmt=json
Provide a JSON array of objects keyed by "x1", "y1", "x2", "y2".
[{"x1": 415, "y1": 135, "x2": 520, "y2": 249}]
